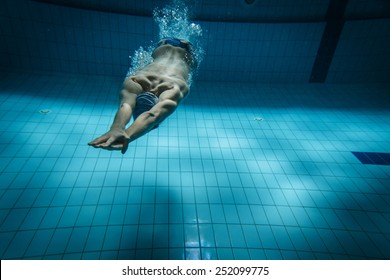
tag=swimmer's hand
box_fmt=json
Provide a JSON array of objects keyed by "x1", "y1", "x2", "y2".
[{"x1": 88, "y1": 128, "x2": 129, "y2": 154}]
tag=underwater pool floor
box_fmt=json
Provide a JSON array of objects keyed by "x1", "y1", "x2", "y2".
[{"x1": 0, "y1": 71, "x2": 389, "y2": 259}]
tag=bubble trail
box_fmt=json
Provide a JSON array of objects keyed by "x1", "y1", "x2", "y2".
[{"x1": 126, "y1": 0, "x2": 205, "y2": 85}]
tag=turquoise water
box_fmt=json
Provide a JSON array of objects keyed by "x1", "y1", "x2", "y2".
[
  {"x1": 0, "y1": 0, "x2": 389, "y2": 260},
  {"x1": 1, "y1": 71, "x2": 389, "y2": 260}
]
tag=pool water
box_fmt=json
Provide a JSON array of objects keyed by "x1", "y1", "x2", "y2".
[
  {"x1": 0, "y1": 0, "x2": 389, "y2": 260},
  {"x1": 0, "y1": 72, "x2": 389, "y2": 260}
]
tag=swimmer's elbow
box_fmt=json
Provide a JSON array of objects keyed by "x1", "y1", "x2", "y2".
[
  {"x1": 151, "y1": 100, "x2": 178, "y2": 122},
  {"x1": 160, "y1": 99, "x2": 178, "y2": 111},
  {"x1": 119, "y1": 89, "x2": 137, "y2": 107}
]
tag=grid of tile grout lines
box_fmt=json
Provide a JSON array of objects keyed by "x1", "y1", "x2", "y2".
[{"x1": 0, "y1": 72, "x2": 389, "y2": 260}]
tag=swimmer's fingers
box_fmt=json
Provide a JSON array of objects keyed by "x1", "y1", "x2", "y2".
[
  {"x1": 101, "y1": 145, "x2": 122, "y2": 151},
  {"x1": 99, "y1": 143, "x2": 125, "y2": 152},
  {"x1": 88, "y1": 128, "x2": 126, "y2": 147},
  {"x1": 97, "y1": 136, "x2": 117, "y2": 148},
  {"x1": 88, "y1": 134, "x2": 110, "y2": 146},
  {"x1": 99, "y1": 136, "x2": 129, "y2": 154},
  {"x1": 88, "y1": 129, "x2": 129, "y2": 153},
  {"x1": 121, "y1": 137, "x2": 129, "y2": 154},
  {"x1": 105, "y1": 137, "x2": 129, "y2": 154}
]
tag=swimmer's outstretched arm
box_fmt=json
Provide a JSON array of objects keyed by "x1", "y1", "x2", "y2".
[
  {"x1": 121, "y1": 99, "x2": 178, "y2": 153},
  {"x1": 89, "y1": 86, "x2": 183, "y2": 154},
  {"x1": 88, "y1": 89, "x2": 136, "y2": 150}
]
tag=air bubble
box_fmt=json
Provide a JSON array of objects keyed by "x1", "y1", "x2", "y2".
[{"x1": 126, "y1": 0, "x2": 205, "y2": 86}]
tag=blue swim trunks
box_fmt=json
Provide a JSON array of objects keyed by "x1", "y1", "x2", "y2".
[{"x1": 133, "y1": 92, "x2": 159, "y2": 128}]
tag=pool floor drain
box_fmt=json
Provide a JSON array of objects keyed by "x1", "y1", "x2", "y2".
[{"x1": 39, "y1": 109, "x2": 51, "y2": 114}]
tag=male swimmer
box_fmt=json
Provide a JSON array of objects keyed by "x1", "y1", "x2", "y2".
[{"x1": 88, "y1": 38, "x2": 196, "y2": 154}]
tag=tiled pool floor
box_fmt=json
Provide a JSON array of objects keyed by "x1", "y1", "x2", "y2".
[{"x1": 0, "y1": 72, "x2": 389, "y2": 259}]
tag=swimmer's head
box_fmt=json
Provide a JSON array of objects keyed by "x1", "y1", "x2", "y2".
[{"x1": 154, "y1": 37, "x2": 198, "y2": 69}]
